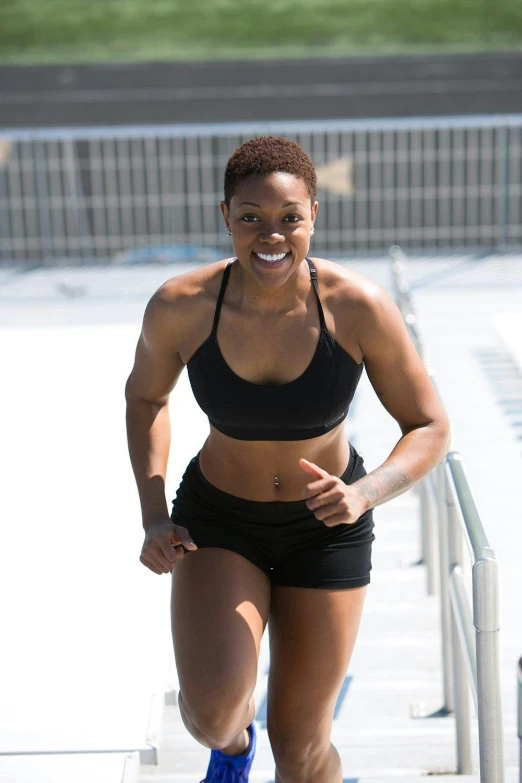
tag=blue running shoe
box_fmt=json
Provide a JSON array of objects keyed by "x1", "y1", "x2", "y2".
[{"x1": 200, "y1": 721, "x2": 257, "y2": 782}]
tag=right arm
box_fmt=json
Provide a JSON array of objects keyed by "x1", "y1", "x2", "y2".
[{"x1": 125, "y1": 285, "x2": 197, "y2": 573}]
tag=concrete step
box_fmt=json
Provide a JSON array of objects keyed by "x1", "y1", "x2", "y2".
[
  {"x1": 139, "y1": 770, "x2": 482, "y2": 782},
  {"x1": 140, "y1": 700, "x2": 474, "y2": 781},
  {"x1": 0, "y1": 751, "x2": 139, "y2": 783}
]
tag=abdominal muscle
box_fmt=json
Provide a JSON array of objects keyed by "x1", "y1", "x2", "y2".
[{"x1": 198, "y1": 421, "x2": 351, "y2": 502}]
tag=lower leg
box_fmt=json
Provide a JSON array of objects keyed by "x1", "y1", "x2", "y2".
[
  {"x1": 220, "y1": 726, "x2": 249, "y2": 756},
  {"x1": 275, "y1": 742, "x2": 342, "y2": 783},
  {"x1": 178, "y1": 689, "x2": 254, "y2": 754}
]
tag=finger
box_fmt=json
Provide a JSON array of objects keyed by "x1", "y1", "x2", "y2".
[
  {"x1": 313, "y1": 502, "x2": 347, "y2": 522},
  {"x1": 157, "y1": 540, "x2": 181, "y2": 566},
  {"x1": 320, "y1": 512, "x2": 351, "y2": 527},
  {"x1": 167, "y1": 547, "x2": 186, "y2": 574},
  {"x1": 157, "y1": 528, "x2": 198, "y2": 567},
  {"x1": 299, "y1": 457, "x2": 329, "y2": 480},
  {"x1": 301, "y1": 476, "x2": 336, "y2": 499},
  {"x1": 171, "y1": 525, "x2": 198, "y2": 551},
  {"x1": 161, "y1": 534, "x2": 190, "y2": 559},
  {"x1": 146, "y1": 536, "x2": 180, "y2": 571},
  {"x1": 306, "y1": 485, "x2": 345, "y2": 511}
]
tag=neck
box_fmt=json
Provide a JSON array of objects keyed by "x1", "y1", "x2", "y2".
[{"x1": 231, "y1": 258, "x2": 310, "y2": 315}]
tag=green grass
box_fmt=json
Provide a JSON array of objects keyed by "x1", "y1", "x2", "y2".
[{"x1": 1, "y1": 0, "x2": 522, "y2": 64}]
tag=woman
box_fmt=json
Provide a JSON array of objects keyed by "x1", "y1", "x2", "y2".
[{"x1": 125, "y1": 136, "x2": 451, "y2": 783}]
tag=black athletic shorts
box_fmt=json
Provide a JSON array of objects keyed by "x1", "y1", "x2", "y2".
[{"x1": 170, "y1": 442, "x2": 375, "y2": 590}]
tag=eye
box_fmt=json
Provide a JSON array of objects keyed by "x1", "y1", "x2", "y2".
[{"x1": 239, "y1": 214, "x2": 303, "y2": 223}]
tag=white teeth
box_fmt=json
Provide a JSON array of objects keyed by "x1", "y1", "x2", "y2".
[{"x1": 256, "y1": 252, "x2": 288, "y2": 262}]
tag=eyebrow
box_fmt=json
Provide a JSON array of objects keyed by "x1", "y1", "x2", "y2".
[{"x1": 237, "y1": 201, "x2": 305, "y2": 208}]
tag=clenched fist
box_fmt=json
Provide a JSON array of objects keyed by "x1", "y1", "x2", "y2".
[
  {"x1": 300, "y1": 458, "x2": 368, "y2": 527},
  {"x1": 140, "y1": 519, "x2": 198, "y2": 575}
]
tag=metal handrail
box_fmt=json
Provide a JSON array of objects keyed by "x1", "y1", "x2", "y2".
[
  {"x1": 445, "y1": 454, "x2": 490, "y2": 560},
  {"x1": 449, "y1": 566, "x2": 477, "y2": 710},
  {"x1": 389, "y1": 244, "x2": 505, "y2": 782}
]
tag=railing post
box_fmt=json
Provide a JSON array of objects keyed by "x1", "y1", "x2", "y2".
[
  {"x1": 518, "y1": 657, "x2": 522, "y2": 783},
  {"x1": 419, "y1": 478, "x2": 437, "y2": 595},
  {"x1": 417, "y1": 334, "x2": 438, "y2": 596},
  {"x1": 500, "y1": 124, "x2": 510, "y2": 250},
  {"x1": 447, "y1": 490, "x2": 472, "y2": 773},
  {"x1": 473, "y1": 553, "x2": 504, "y2": 782},
  {"x1": 437, "y1": 461, "x2": 454, "y2": 713},
  {"x1": 450, "y1": 607, "x2": 473, "y2": 774}
]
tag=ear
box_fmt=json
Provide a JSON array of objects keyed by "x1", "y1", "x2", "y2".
[{"x1": 220, "y1": 201, "x2": 229, "y2": 223}]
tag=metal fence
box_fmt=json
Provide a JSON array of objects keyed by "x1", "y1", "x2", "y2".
[{"x1": 1, "y1": 114, "x2": 522, "y2": 266}]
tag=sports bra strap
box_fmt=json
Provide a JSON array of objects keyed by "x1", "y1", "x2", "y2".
[
  {"x1": 305, "y1": 258, "x2": 326, "y2": 330},
  {"x1": 212, "y1": 259, "x2": 234, "y2": 334}
]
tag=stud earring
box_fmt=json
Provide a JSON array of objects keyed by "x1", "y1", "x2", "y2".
[
  {"x1": 310, "y1": 226, "x2": 315, "y2": 236},
  {"x1": 225, "y1": 227, "x2": 232, "y2": 236}
]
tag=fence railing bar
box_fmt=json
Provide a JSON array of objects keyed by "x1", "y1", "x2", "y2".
[
  {"x1": 445, "y1": 454, "x2": 491, "y2": 560},
  {"x1": 3, "y1": 113, "x2": 522, "y2": 141},
  {"x1": 517, "y1": 658, "x2": 522, "y2": 783},
  {"x1": 437, "y1": 461, "x2": 455, "y2": 714},
  {"x1": 449, "y1": 566, "x2": 478, "y2": 711},
  {"x1": 450, "y1": 571, "x2": 474, "y2": 774}
]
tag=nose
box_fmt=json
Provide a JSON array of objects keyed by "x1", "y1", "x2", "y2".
[{"x1": 259, "y1": 228, "x2": 285, "y2": 243}]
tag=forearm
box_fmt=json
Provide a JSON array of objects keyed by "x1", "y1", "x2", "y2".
[
  {"x1": 352, "y1": 421, "x2": 451, "y2": 511},
  {"x1": 126, "y1": 397, "x2": 171, "y2": 530}
]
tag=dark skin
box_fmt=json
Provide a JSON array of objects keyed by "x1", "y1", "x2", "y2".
[
  {"x1": 125, "y1": 171, "x2": 451, "y2": 576},
  {"x1": 126, "y1": 170, "x2": 452, "y2": 775}
]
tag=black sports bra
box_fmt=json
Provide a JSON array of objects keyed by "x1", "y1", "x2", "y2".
[{"x1": 186, "y1": 258, "x2": 364, "y2": 441}]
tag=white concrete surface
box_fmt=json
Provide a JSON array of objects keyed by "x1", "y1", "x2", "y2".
[{"x1": 0, "y1": 752, "x2": 139, "y2": 783}]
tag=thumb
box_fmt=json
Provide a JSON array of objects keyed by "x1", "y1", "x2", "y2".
[
  {"x1": 299, "y1": 457, "x2": 328, "y2": 480},
  {"x1": 171, "y1": 526, "x2": 198, "y2": 551}
]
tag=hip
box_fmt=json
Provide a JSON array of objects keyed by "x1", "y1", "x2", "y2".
[{"x1": 170, "y1": 441, "x2": 374, "y2": 544}]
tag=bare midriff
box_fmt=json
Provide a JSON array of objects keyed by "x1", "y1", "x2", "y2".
[{"x1": 198, "y1": 421, "x2": 351, "y2": 502}]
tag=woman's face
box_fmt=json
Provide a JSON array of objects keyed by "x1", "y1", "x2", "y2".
[{"x1": 220, "y1": 171, "x2": 319, "y2": 288}]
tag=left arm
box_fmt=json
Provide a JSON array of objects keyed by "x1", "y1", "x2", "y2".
[
  {"x1": 350, "y1": 282, "x2": 451, "y2": 512},
  {"x1": 301, "y1": 279, "x2": 451, "y2": 525}
]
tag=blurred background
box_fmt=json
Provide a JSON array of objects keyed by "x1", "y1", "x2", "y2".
[
  {"x1": 1, "y1": 3, "x2": 522, "y2": 782},
  {"x1": 1, "y1": 0, "x2": 522, "y2": 264}
]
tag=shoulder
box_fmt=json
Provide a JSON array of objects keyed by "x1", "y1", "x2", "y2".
[
  {"x1": 308, "y1": 255, "x2": 386, "y2": 316},
  {"x1": 142, "y1": 258, "x2": 234, "y2": 344},
  {"x1": 149, "y1": 257, "x2": 234, "y2": 309},
  {"x1": 309, "y1": 256, "x2": 404, "y2": 366}
]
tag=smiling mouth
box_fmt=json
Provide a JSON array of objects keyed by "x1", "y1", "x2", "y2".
[{"x1": 253, "y1": 251, "x2": 291, "y2": 263}]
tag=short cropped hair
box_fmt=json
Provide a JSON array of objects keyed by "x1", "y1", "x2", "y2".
[{"x1": 223, "y1": 136, "x2": 317, "y2": 207}]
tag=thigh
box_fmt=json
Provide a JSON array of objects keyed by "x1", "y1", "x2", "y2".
[
  {"x1": 171, "y1": 547, "x2": 271, "y2": 710},
  {"x1": 266, "y1": 584, "x2": 368, "y2": 746}
]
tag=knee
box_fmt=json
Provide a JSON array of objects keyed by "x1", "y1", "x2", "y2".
[
  {"x1": 179, "y1": 688, "x2": 251, "y2": 748},
  {"x1": 268, "y1": 720, "x2": 329, "y2": 775},
  {"x1": 191, "y1": 704, "x2": 241, "y2": 749}
]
